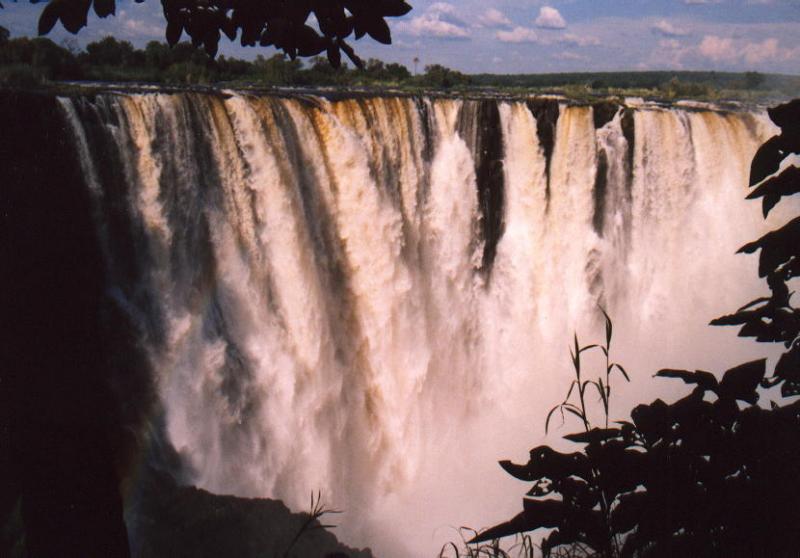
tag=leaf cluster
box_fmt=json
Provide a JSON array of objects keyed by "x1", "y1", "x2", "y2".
[
  {"x1": 545, "y1": 310, "x2": 629, "y2": 435},
  {"x1": 475, "y1": 358, "x2": 800, "y2": 557},
  {"x1": 711, "y1": 99, "x2": 800, "y2": 397},
  {"x1": 36, "y1": 0, "x2": 412, "y2": 67}
]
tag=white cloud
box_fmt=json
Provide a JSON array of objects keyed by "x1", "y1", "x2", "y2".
[
  {"x1": 428, "y1": 3, "x2": 457, "y2": 15},
  {"x1": 698, "y1": 34, "x2": 737, "y2": 61},
  {"x1": 535, "y1": 6, "x2": 566, "y2": 29},
  {"x1": 560, "y1": 33, "x2": 601, "y2": 47},
  {"x1": 742, "y1": 37, "x2": 780, "y2": 63},
  {"x1": 652, "y1": 19, "x2": 689, "y2": 37},
  {"x1": 653, "y1": 37, "x2": 693, "y2": 68},
  {"x1": 477, "y1": 8, "x2": 513, "y2": 29},
  {"x1": 697, "y1": 34, "x2": 796, "y2": 65},
  {"x1": 122, "y1": 18, "x2": 162, "y2": 38},
  {"x1": 496, "y1": 26, "x2": 541, "y2": 43},
  {"x1": 396, "y1": 3, "x2": 470, "y2": 39}
]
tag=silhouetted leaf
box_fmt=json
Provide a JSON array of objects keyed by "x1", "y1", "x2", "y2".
[
  {"x1": 718, "y1": 359, "x2": 765, "y2": 404},
  {"x1": 775, "y1": 343, "x2": 800, "y2": 386},
  {"x1": 601, "y1": 306, "x2": 612, "y2": 347},
  {"x1": 364, "y1": 16, "x2": 391, "y2": 44},
  {"x1": 501, "y1": 446, "x2": 593, "y2": 482},
  {"x1": 352, "y1": 14, "x2": 366, "y2": 39},
  {"x1": 711, "y1": 311, "x2": 753, "y2": 326},
  {"x1": 38, "y1": 0, "x2": 62, "y2": 35},
  {"x1": 326, "y1": 44, "x2": 341, "y2": 67},
  {"x1": 782, "y1": 380, "x2": 800, "y2": 397},
  {"x1": 563, "y1": 405, "x2": 586, "y2": 426},
  {"x1": 499, "y1": 459, "x2": 537, "y2": 482},
  {"x1": 545, "y1": 404, "x2": 563, "y2": 434},
  {"x1": 166, "y1": 18, "x2": 183, "y2": 46},
  {"x1": 93, "y1": 0, "x2": 114, "y2": 18},
  {"x1": 526, "y1": 479, "x2": 553, "y2": 497},
  {"x1": 556, "y1": 476, "x2": 596, "y2": 508},
  {"x1": 296, "y1": 25, "x2": 327, "y2": 56},
  {"x1": 379, "y1": 0, "x2": 413, "y2": 17},
  {"x1": 747, "y1": 165, "x2": 800, "y2": 217},
  {"x1": 58, "y1": 0, "x2": 91, "y2": 34},
  {"x1": 612, "y1": 363, "x2": 630, "y2": 382},
  {"x1": 221, "y1": 18, "x2": 237, "y2": 41},
  {"x1": 749, "y1": 135, "x2": 791, "y2": 187},
  {"x1": 768, "y1": 98, "x2": 800, "y2": 132},
  {"x1": 631, "y1": 399, "x2": 670, "y2": 443},
  {"x1": 563, "y1": 427, "x2": 620, "y2": 444},
  {"x1": 521, "y1": 498, "x2": 565, "y2": 525},
  {"x1": 656, "y1": 368, "x2": 718, "y2": 392},
  {"x1": 204, "y1": 30, "x2": 220, "y2": 58},
  {"x1": 338, "y1": 39, "x2": 363, "y2": 68},
  {"x1": 469, "y1": 502, "x2": 564, "y2": 543},
  {"x1": 611, "y1": 491, "x2": 648, "y2": 534},
  {"x1": 668, "y1": 388, "x2": 711, "y2": 431},
  {"x1": 738, "y1": 216, "x2": 800, "y2": 278}
]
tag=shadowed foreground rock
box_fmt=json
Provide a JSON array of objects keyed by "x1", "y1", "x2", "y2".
[{"x1": 128, "y1": 467, "x2": 374, "y2": 558}]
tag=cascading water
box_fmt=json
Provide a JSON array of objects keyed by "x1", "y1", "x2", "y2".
[{"x1": 57, "y1": 91, "x2": 790, "y2": 557}]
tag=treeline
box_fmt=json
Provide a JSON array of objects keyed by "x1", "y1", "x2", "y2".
[
  {"x1": 472, "y1": 70, "x2": 800, "y2": 97},
  {"x1": 0, "y1": 28, "x2": 471, "y2": 88},
  {"x1": 2, "y1": 26, "x2": 796, "y2": 97}
]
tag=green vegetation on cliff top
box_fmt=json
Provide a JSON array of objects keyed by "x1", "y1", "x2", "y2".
[{"x1": 1, "y1": 27, "x2": 798, "y2": 103}]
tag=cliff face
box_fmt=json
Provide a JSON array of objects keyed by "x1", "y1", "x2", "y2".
[
  {"x1": 128, "y1": 467, "x2": 374, "y2": 558},
  {"x1": 0, "y1": 88, "x2": 131, "y2": 557}
]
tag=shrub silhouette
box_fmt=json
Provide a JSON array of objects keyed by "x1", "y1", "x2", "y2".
[
  {"x1": 470, "y1": 99, "x2": 800, "y2": 557},
  {"x1": 33, "y1": 0, "x2": 412, "y2": 67}
]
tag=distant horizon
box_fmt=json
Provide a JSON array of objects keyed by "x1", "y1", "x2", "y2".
[{"x1": 3, "y1": 0, "x2": 800, "y2": 75}]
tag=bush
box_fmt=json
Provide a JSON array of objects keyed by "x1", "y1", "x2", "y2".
[{"x1": 0, "y1": 64, "x2": 47, "y2": 87}]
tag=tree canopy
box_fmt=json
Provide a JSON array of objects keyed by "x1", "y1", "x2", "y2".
[{"x1": 34, "y1": 0, "x2": 412, "y2": 67}]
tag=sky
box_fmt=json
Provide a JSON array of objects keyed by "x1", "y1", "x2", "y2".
[{"x1": 2, "y1": 0, "x2": 800, "y2": 74}]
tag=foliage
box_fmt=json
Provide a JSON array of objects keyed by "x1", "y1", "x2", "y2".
[
  {"x1": 281, "y1": 491, "x2": 342, "y2": 558},
  {"x1": 440, "y1": 528, "x2": 537, "y2": 557},
  {"x1": 0, "y1": 63, "x2": 47, "y2": 87},
  {"x1": 658, "y1": 77, "x2": 712, "y2": 100},
  {"x1": 34, "y1": 0, "x2": 412, "y2": 68},
  {"x1": 0, "y1": 36, "x2": 83, "y2": 81},
  {"x1": 1, "y1": 30, "x2": 792, "y2": 97},
  {"x1": 468, "y1": 71, "x2": 799, "y2": 101},
  {"x1": 421, "y1": 64, "x2": 472, "y2": 89},
  {"x1": 0, "y1": 34, "x2": 479, "y2": 87},
  {"x1": 470, "y1": 99, "x2": 800, "y2": 558},
  {"x1": 545, "y1": 310, "x2": 629, "y2": 435},
  {"x1": 743, "y1": 71, "x2": 765, "y2": 90},
  {"x1": 712, "y1": 98, "x2": 800, "y2": 397}
]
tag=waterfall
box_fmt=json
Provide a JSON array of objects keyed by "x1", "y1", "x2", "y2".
[{"x1": 58, "y1": 91, "x2": 789, "y2": 556}]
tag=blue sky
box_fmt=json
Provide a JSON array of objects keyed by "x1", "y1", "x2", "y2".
[{"x1": 2, "y1": 0, "x2": 800, "y2": 73}]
